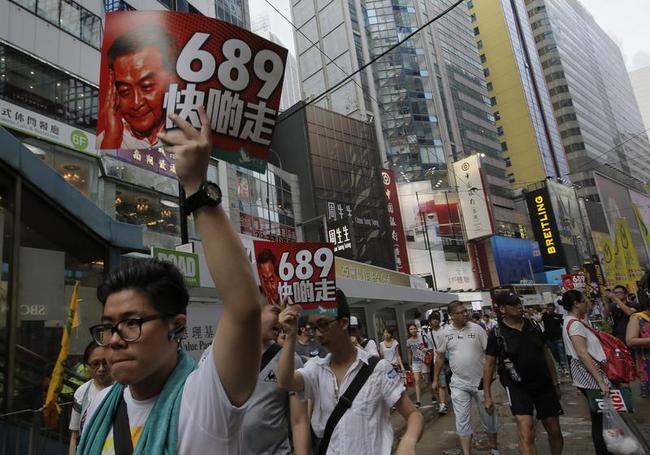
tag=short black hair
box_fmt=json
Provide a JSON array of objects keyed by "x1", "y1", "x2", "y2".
[
  {"x1": 257, "y1": 249, "x2": 277, "y2": 267},
  {"x1": 448, "y1": 300, "x2": 464, "y2": 314},
  {"x1": 561, "y1": 290, "x2": 583, "y2": 312},
  {"x1": 298, "y1": 315, "x2": 310, "y2": 329},
  {"x1": 108, "y1": 26, "x2": 178, "y2": 73},
  {"x1": 97, "y1": 258, "x2": 189, "y2": 315},
  {"x1": 428, "y1": 311, "x2": 441, "y2": 321},
  {"x1": 613, "y1": 284, "x2": 628, "y2": 294},
  {"x1": 336, "y1": 289, "x2": 350, "y2": 319},
  {"x1": 83, "y1": 341, "x2": 101, "y2": 364}
]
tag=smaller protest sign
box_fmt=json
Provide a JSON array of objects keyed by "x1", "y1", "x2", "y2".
[
  {"x1": 586, "y1": 388, "x2": 634, "y2": 413},
  {"x1": 561, "y1": 272, "x2": 586, "y2": 291},
  {"x1": 254, "y1": 241, "x2": 337, "y2": 316}
]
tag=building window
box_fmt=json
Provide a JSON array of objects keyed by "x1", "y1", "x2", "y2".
[
  {"x1": 480, "y1": 54, "x2": 487, "y2": 63},
  {"x1": 12, "y1": 0, "x2": 102, "y2": 48},
  {"x1": 483, "y1": 67, "x2": 490, "y2": 77},
  {"x1": 104, "y1": 0, "x2": 135, "y2": 11},
  {"x1": 490, "y1": 96, "x2": 497, "y2": 106},
  {"x1": 486, "y1": 81, "x2": 493, "y2": 92},
  {"x1": 496, "y1": 126, "x2": 503, "y2": 136},
  {"x1": 501, "y1": 141, "x2": 508, "y2": 151},
  {"x1": 470, "y1": 13, "x2": 476, "y2": 22},
  {"x1": 477, "y1": 40, "x2": 483, "y2": 49},
  {"x1": 494, "y1": 110, "x2": 500, "y2": 120},
  {"x1": 507, "y1": 173, "x2": 515, "y2": 183},
  {"x1": 504, "y1": 157, "x2": 512, "y2": 167},
  {"x1": 473, "y1": 26, "x2": 480, "y2": 36}
]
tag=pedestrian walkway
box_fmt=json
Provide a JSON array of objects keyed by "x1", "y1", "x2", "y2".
[{"x1": 392, "y1": 379, "x2": 650, "y2": 454}]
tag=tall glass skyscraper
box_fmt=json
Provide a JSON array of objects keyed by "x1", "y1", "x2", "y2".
[{"x1": 215, "y1": 0, "x2": 250, "y2": 28}]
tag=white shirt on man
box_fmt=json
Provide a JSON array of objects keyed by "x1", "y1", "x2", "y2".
[
  {"x1": 437, "y1": 322, "x2": 487, "y2": 389},
  {"x1": 297, "y1": 347, "x2": 404, "y2": 454},
  {"x1": 83, "y1": 349, "x2": 246, "y2": 455},
  {"x1": 69, "y1": 379, "x2": 103, "y2": 433}
]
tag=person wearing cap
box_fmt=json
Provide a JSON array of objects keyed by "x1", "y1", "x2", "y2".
[
  {"x1": 483, "y1": 293, "x2": 563, "y2": 455},
  {"x1": 349, "y1": 316, "x2": 380, "y2": 357},
  {"x1": 277, "y1": 290, "x2": 424, "y2": 454},
  {"x1": 432, "y1": 301, "x2": 500, "y2": 455}
]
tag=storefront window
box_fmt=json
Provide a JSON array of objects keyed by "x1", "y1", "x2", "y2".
[{"x1": 115, "y1": 184, "x2": 180, "y2": 236}]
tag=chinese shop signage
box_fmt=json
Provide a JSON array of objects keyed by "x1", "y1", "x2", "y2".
[{"x1": 381, "y1": 169, "x2": 410, "y2": 274}]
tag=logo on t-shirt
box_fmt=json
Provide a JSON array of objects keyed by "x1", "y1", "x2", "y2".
[
  {"x1": 468, "y1": 333, "x2": 476, "y2": 339},
  {"x1": 264, "y1": 369, "x2": 278, "y2": 383}
]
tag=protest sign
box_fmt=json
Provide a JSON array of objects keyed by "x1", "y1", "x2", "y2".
[
  {"x1": 97, "y1": 11, "x2": 287, "y2": 173},
  {"x1": 561, "y1": 272, "x2": 586, "y2": 291},
  {"x1": 254, "y1": 241, "x2": 337, "y2": 316}
]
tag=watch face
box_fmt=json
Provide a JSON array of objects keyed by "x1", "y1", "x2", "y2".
[{"x1": 204, "y1": 183, "x2": 222, "y2": 202}]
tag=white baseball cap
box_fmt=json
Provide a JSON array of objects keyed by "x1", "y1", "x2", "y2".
[{"x1": 349, "y1": 316, "x2": 359, "y2": 327}]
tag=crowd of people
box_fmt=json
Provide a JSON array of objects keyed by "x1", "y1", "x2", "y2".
[{"x1": 62, "y1": 110, "x2": 650, "y2": 455}]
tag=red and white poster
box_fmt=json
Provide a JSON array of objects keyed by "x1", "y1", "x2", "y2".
[
  {"x1": 381, "y1": 169, "x2": 410, "y2": 274},
  {"x1": 97, "y1": 11, "x2": 287, "y2": 173},
  {"x1": 254, "y1": 241, "x2": 337, "y2": 316},
  {"x1": 561, "y1": 272, "x2": 586, "y2": 291}
]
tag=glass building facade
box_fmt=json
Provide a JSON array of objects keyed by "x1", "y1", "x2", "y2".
[{"x1": 215, "y1": 0, "x2": 249, "y2": 29}]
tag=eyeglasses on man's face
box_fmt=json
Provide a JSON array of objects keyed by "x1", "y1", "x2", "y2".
[
  {"x1": 89, "y1": 313, "x2": 172, "y2": 346},
  {"x1": 312, "y1": 317, "x2": 341, "y2": 333}
]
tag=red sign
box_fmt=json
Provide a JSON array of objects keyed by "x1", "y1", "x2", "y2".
[
  {"x1": 97, "y1": 12, "x2": 287, "y2": 173},
  {"x1": 381, "y1": 169, "x2": 410, "y2": 274},
  {"x1": 562, "y1": 272, "x2": 586, "y2": 291},
  {"x1": 254, "y1": 241, "x2": 337, "y2": 316}
]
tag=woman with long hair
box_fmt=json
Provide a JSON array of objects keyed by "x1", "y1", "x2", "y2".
[
  {"x1": 561, "y1": 290, "x2": 612, "y2": 454},
  {"x1": 407, "y1": 323, "x2": 431, "y2": 408}
]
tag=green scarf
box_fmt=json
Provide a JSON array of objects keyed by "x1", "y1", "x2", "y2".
[{"x1": 77, "y1": 350, "x2": 197, "y2": 455}]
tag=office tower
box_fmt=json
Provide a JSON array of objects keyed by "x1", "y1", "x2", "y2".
[{"x1": 630, "y1": 66, "x2": 650, "y2": 131}]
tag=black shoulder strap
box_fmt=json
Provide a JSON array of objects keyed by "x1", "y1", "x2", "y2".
[
  {"x1": 113, "y1": 392, "x2": 133, "y2": 455},
  {"x1": 318, "y1": 356, "x2": 380, "y2": 455},
  {"x1": 360, "y1": 338, "x2": 369, "y2": 348},
  {"x1": 261, "y1": 343, "x2": 282, "y2": 372}
]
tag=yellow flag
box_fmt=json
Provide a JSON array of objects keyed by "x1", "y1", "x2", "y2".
[
  {"x1": 616, "y1": 218, "x2": 643, "y2": 287},
  {"x1": 595, "y1": 234, "x2": 616, "y2": 286},
  {"x1": 632, "y1": 204, "x2": 650, "y2": 250},
  {"x1": 43, "y1": 281, "x2": 81, "y2": 428},
  {"x1": 612, "y1": 226, "x2": 628, "y2": 285}
]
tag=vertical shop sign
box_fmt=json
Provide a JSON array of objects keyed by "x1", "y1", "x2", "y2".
[
  {"x1": 381, "y1": 169, "x2": 410, "y2": 274},
  {"x1": 452, "y1": 155, "x2": 493, "y2": 240}
]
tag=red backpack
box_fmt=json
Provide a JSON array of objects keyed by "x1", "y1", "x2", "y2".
[{"x1": 567, "y1": 319, "x2": 636, "y2": 383}]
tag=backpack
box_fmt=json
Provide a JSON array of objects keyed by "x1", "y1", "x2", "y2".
[{"x1": 567, "y1": 319, "x2": 636, "y2": 383}]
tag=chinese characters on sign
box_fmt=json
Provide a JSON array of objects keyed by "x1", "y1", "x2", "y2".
[
  {"x1": 452, "y1": 156, "x2": 493, "y2": 240},
  {"x1": 116, "y1": 148, "x2": 177, "y2": 178},
  {"x1": 381, "y1": 169, "x2": 410, "y2": 274},
  {"x1": 254, "y1": 241, "x2": 337, "y2": 316},
  {"x1": 326, "y1": 201, "x2": 380, "y2": 227},
  {"x1": 97, "y1": 12, "x2": 287, "y2": 173}
]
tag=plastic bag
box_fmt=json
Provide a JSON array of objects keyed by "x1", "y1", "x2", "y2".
[{"x1": 602, "y1": 398, "x2": 643, "y2": 454}]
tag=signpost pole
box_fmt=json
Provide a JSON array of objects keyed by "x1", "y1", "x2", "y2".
[{"x1": 416, "y1": 191, "x2": 438, "y2": 290}]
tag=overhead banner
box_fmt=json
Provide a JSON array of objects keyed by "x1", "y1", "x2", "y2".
[
  {"x1": 452, "y1": 155, "x2": 493, "y2": 240},
  {"x1": 254, "y1": 241, "x2": 337, "y2": 316},
  {"x1": 97, "y1": 11, "x2": 287, "y2": 172},
  {"x1": 381, "y1": 169, "x2": 410, "y2": 273},
  {"x1": 0, "y1": 99, "x2": 96, "y2": 154},
  {"x1": 616, "y1": 218, "x2": 643, "y2": 285},
  {"x1": 525, "y1": 186, "x2": 566, "y2": 268}
]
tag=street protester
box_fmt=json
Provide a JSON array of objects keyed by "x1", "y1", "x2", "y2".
[
  {"x1": 68, "y1": 343, "x2": 114, "y2": 455},
  {"x1": 241, "y1": 290, "x2": 310, "y2": 455},
  {"x1": 603, "y1": 285, "x2": 640, "y2": 342},
  {"x1": 349, "y1": 316, "x2": 380, "y2": 357},
  {"x1": 295, "y1": 316, "x2": 328, "y2": 363},
  {"x1": 433, "y1": 301, "x2": 501, "y2": 455},
  {"x1": 379, "y1": 328, "x2": 405, "y2": 372},
  {"x1": 78, "y1": 107, "x2": 261, "y2": 455},
  {"x1": 562, "y1": 290, "x2": 612, "y2": 455},
  {"x1": 427, "y1": 311, "x2": 450, "y2": 415},
  {"x1": 542, "y1": 302, "x2": 569, "y2": 376},
  {"x1": 277, "y1": 289, "x2": 424, "y2": 455},
  {"x1": 407, "y1": 323, "x2": 432, "y2": 408},
  {"x1": 484, "y1": 293, "x2": 563, "y2": 455}
]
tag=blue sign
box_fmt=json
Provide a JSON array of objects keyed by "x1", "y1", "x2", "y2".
[{"x1": 490, "y1": 236, "x2": 544, "y2": 285}]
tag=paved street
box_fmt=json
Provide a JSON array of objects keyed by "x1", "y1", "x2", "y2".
[{"x1": 392, "y1": 378, "x2": 650, "y2": 454}]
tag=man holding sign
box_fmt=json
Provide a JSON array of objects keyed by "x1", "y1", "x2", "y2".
[
  {"x1": 79, "y1": 108, "x2": 261, "y2": 454},
  {"x1": 277, "y1": 290, "x2": 424, "y2": 454}
]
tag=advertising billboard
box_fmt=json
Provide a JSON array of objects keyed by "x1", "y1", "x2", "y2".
[
  {"x1": 525, "y1": 186, "x2": 566, "y2": 268},
  {"x1": 490, "y1": 236, "x2": 544, "y2": 285},
  {"x1": 381, "y1": 169, "x2": 410, "y2": 273},
  {"x1": 452, "y1": 155, "x2": 493, "y2": 240}
]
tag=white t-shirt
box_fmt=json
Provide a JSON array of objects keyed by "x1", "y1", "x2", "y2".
[
  {"x1": 437, "y1": 322, "x2": 487, "y2": 389},
  {"x1": 297, "y1": 347, "x2": 405, "y2": 455},
  {"x1": 379, "y1": 340, "x2": 400, "y2": 365},
  {"x1": 83, "y1": 349, "x2": 246, "y2": 455},
  {"x1": 562, "y1": 315, "x2": 608, "y2": 388},
  {"x1": 69, "y1": 380, "x2": 103, "y2": 432},
  {"x1": 429, "y1": 327, "x2": 446, "y2": 354},
  {"x1": 361, "y1": 338, "x2": 380, "y2": 357}
]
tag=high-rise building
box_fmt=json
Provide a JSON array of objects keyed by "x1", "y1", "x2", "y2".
[
  {"x1": 525, "y1": 0, "x2": 650, "y2": 264},
  {"x1": 469, "y1": 0, "x2": 569, "y2": 188},
  {"x1": 629, "y1": 66, "x2": 650, "y2": 133},
  {"x1": 215, "y1": 0, "x2": 250, "y2": 29}
]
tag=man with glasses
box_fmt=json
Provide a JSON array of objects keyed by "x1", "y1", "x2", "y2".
[
  {"x1": 79, "y1": 108, "x2": 261, "y2": 454},
  {"x1": 69, "y1": 343, "x2": 113, "y2": 455},
  {"x1": 432, "y1": 301, "x2": 500, "y2": 455},
  {"x1": 295, "y1": 316, "x2": 327, "y2": 363},
  {"x1": 603, "y1": 285, "x2": 640, "y2": 341},
  {"x1": 277, "y1": 290, "x2": 424, "y2": 454}
]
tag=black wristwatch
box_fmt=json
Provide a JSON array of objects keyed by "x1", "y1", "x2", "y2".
[{"x1": 183, "y1": 181, "x2": 222, "y2": 215}]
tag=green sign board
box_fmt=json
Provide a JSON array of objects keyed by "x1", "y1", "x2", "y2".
[{"x1": 152, "y1": 247, "x2": 201, "y2": 287}]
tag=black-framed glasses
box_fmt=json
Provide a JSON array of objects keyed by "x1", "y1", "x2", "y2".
[
  {"x1": 313, "y1": 317, "x2": 341, "y2": 333},
  {"x1": 89, "y1": 314, "x2": 171, "y2": 346}
]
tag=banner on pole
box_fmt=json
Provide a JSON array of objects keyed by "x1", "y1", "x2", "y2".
[
  {"x1": 97, "y1": 11, "x2": 287, "y2": 173},
  {"x1": 254, "y1": 241, "x2": 337, "y2": 316}
]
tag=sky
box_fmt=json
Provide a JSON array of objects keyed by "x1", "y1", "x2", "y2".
[
  {"x1": 562, "y1": 0, "x2": 649, "y2": 71},
  {"x1": 248, "y1": 0, "x2": 650, "y2": 72}
]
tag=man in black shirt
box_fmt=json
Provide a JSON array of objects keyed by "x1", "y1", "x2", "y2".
[
  {"x1": 541, "y1": 303, "x2": 568, "y2": 376},
  {"x1": 603, "y1": 285, "x2": 640, "y2": 341},
  {"x1": 483, "y1": 293, "x2": 563, "y2": 455}
]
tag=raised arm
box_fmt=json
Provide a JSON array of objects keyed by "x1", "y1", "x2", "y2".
[
  {"x1": 161, "y1": 108, "x2": 260, "y2": 407},
  {"x1": 277, "y1": 304, "x2": 306, "y2": 392},
  {"x1": 289, "y1": 395, "x2": 311, "y2": 455}
]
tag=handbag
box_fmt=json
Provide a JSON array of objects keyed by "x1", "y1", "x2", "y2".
[{"x1": 423, "y1": 350, "x2": 433, "y2": 365}]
